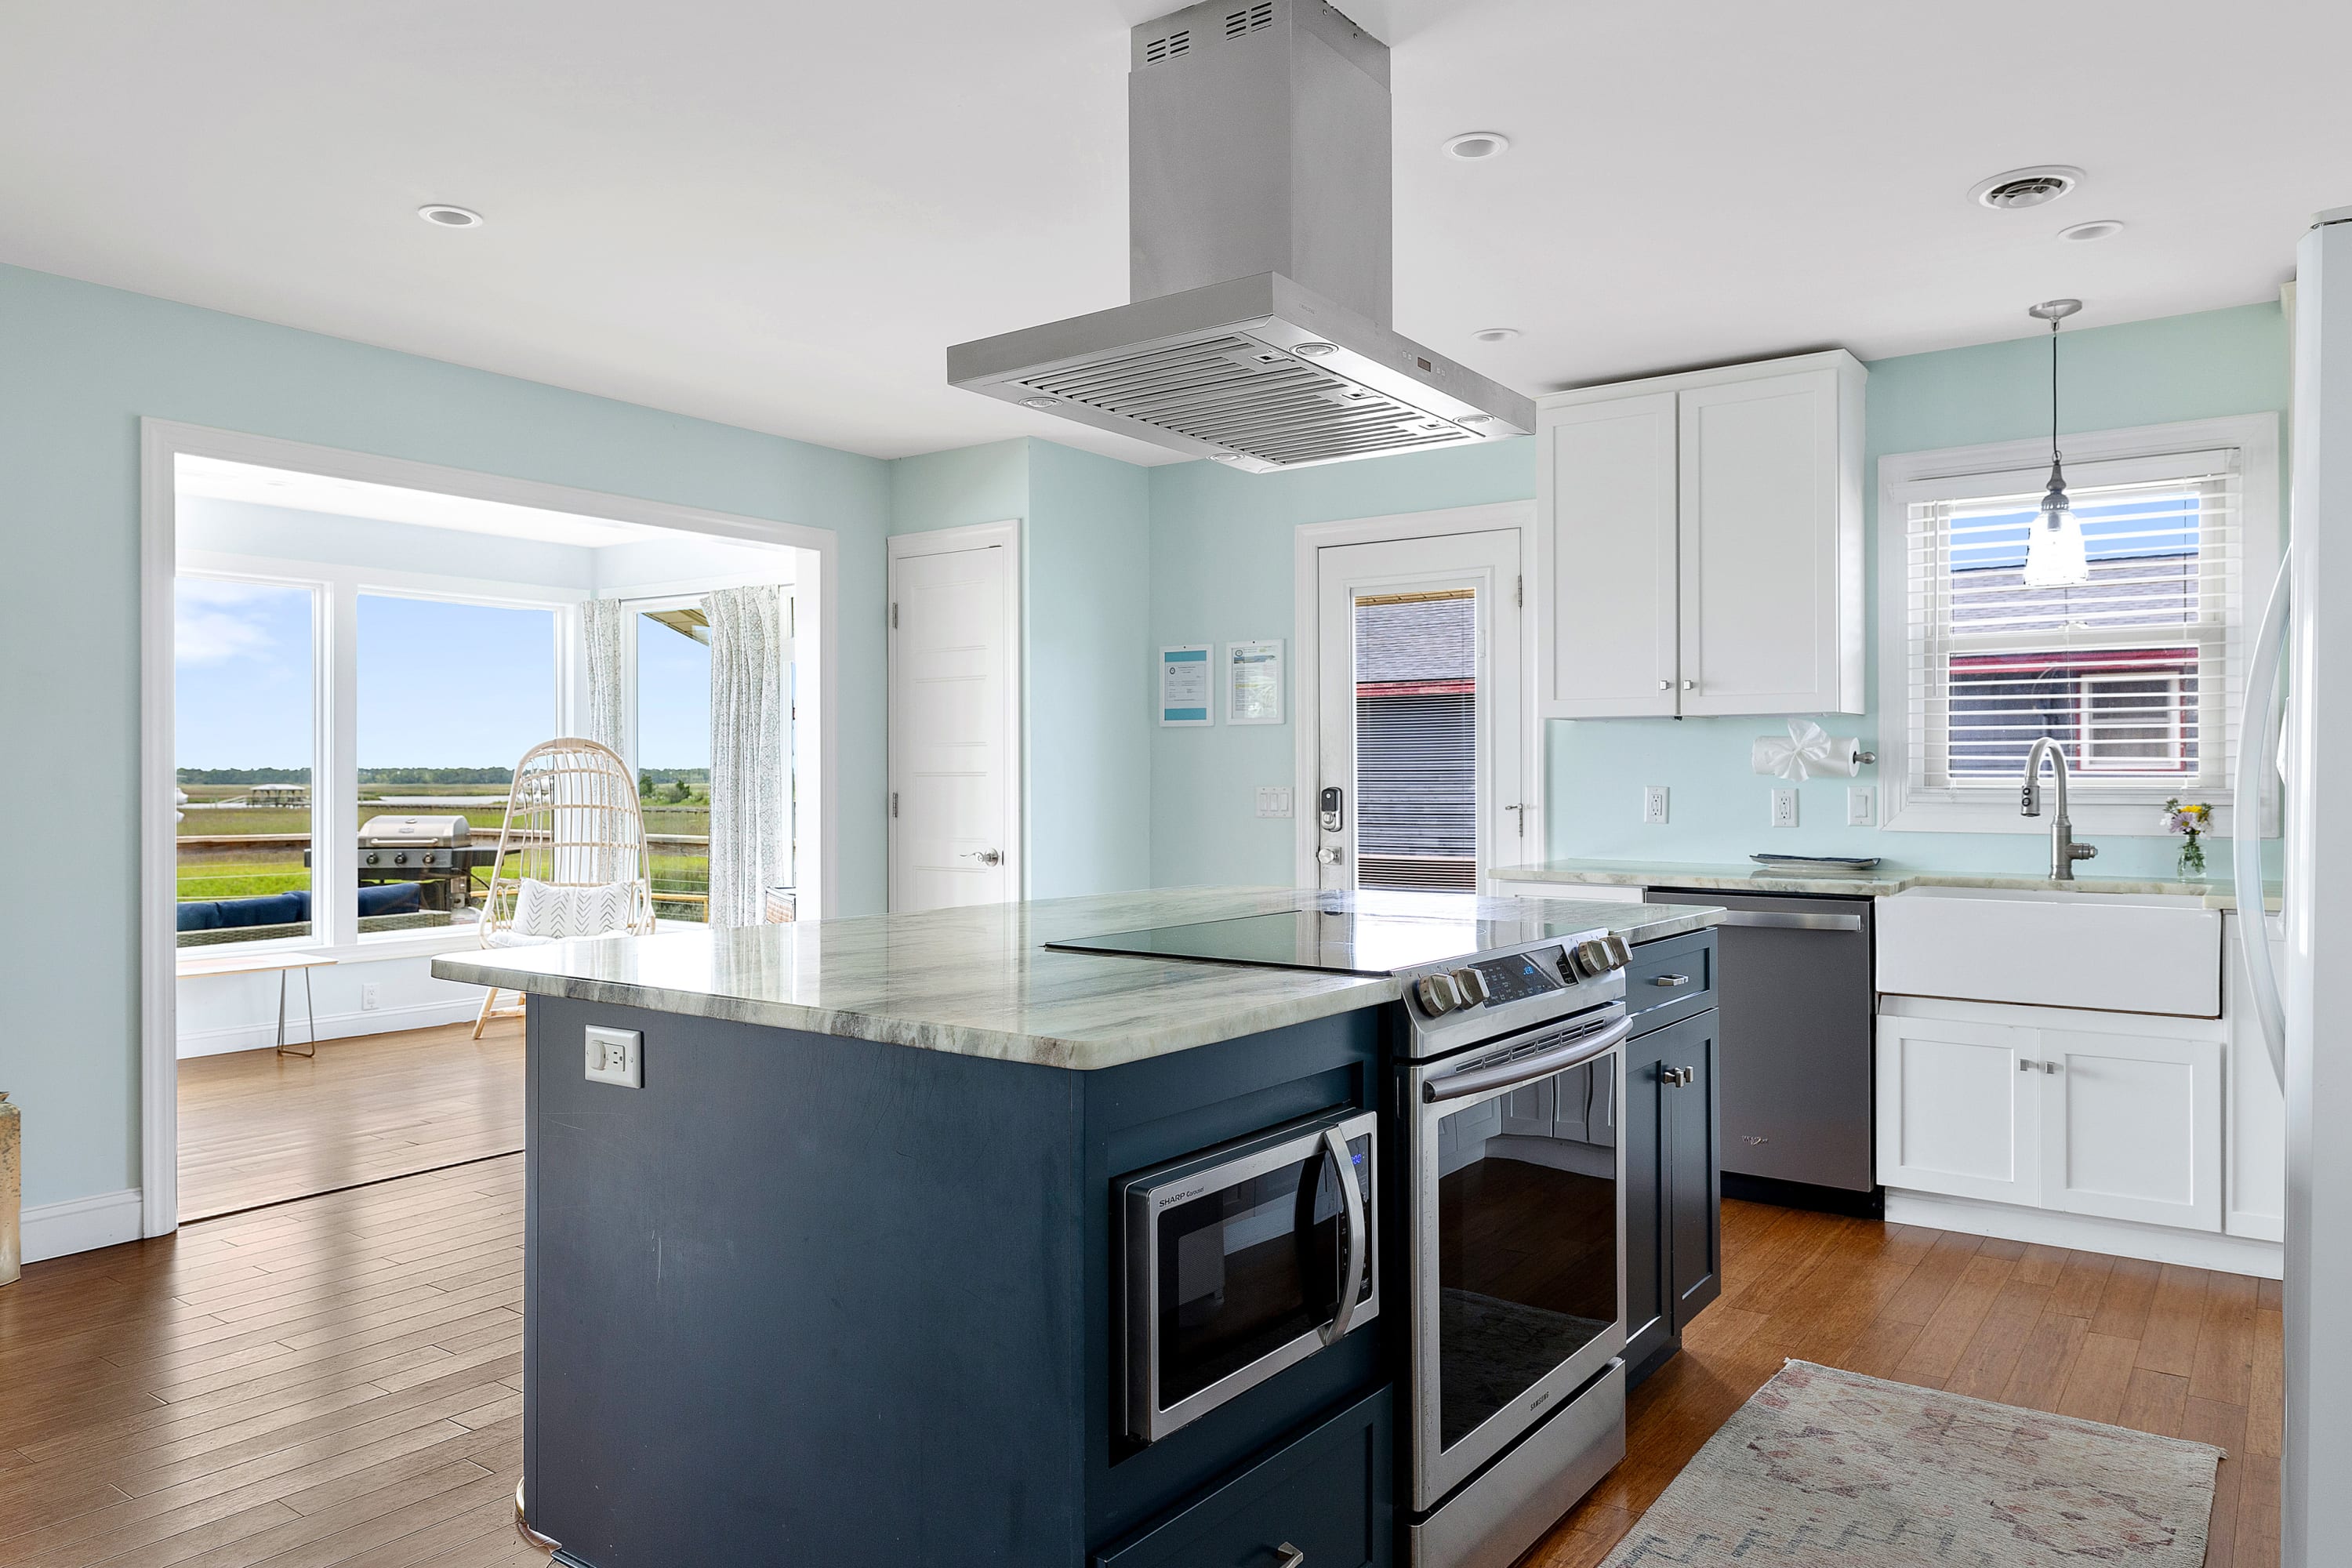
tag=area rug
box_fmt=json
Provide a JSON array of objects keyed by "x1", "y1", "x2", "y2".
[{"x1": 1601, "y1": 1359, "x2": 2223, "y2": 1566}]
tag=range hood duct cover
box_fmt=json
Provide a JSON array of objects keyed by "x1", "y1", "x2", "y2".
[{"x1": 946, "y1": 0, "x2": 1532, "y2": 472}]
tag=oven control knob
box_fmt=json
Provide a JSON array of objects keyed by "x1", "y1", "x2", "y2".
[
  {"x1": 1451, "y1": 967, "x2": 1490, "y2": 1007},
  {"x1": 1415, "y1": 973, "x2": 1461, "y2": 1016},
  {"x1": 1571, "y1": 939, "x2": 1613, "y2": 979},
  {"x1": 1603, "y1": 934, "x2": 1632, "y2": 970}
]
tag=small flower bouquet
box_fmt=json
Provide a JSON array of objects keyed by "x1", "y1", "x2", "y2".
[{"x1": 2162, "y1": 798, "x2": 2214, "y2": 877}]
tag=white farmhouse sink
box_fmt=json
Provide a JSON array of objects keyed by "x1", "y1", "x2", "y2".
[{"x1": 1876, "y1": 885, "x2": 2223, "y2": 1018}]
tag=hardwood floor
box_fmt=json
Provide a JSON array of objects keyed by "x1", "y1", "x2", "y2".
[
  {"x1": 5, "y1": 1169, "x2": 2280, "y2": 1567},
  {"x1": 0, "y1": 1156, "x2": 540, "y2": 1568},
  {"x1": 1529, "y1": 1199, "x2": 2284, "y2": 1568},
  {"x1": 177, "y1": 1019, "x2": 524, "y2": 1223}
]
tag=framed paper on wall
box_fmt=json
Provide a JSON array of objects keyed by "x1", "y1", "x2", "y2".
[
  {"x1": 1160, "y1": 645, "x2": 1211, "y2": 726},
  {"x1": 1225, "y1": 640, "x2": 1283, "y2": 725}
]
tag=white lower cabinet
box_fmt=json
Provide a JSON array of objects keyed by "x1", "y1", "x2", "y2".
[
  {"x1": 1876, "y1": 1016, "x2": 2040, "y2": 1205},
  {"x1": 1878, "y1": 1014, "x2": 2223, "y2": 1232}
]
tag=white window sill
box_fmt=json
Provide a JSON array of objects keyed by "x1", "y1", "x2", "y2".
[{"x1": 1882, "y1": 792, "x2": 2247, "y2": 837}]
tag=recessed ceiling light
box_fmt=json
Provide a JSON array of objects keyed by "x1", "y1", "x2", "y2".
[
  {"x1": 1018, "y1": 395, "x2": 1062, "y2": 409},
  {"x1": 1210, "y1": 453, "x2": 1244, "y2": 463},
  {"x1": 1969, "y1": 165, "x2": 2083, "y2": 211},
  {"x1": 417, "y1": 204, "x2": 484, "y2": 229},
  {"x1": 1443, "y1": 131, "x2": 1510, "y2": 161},
  {"x1": 2058, "y1": 219, "x2": 2126, "y2": 242},
  {"x1": 1293, "y1": 341, "x2": 1341, "y2": 358},
  {"x1": 1471, "y1": 327, "x2": 1522, "y2": 344}
]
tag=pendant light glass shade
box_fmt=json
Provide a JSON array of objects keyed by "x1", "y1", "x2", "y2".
[
  {"x1": 2023, "y1": 456, "x2": 2091, "y2": 587},
  {"x1": 2021, "y1": 299, "x2": 2092, "y2": 589}
]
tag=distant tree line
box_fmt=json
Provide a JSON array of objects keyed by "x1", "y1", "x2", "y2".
[
  {"x1": 176, "y1": 766, "x2": 520, "y2": 785},
  {"x1": 639, "y1": 768, "x2": 712, "y2": 804}
]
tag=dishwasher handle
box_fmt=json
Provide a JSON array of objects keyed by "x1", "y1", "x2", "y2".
[{"x1": 1715, "y1": 909, "x2": 1864, "y2": 933}]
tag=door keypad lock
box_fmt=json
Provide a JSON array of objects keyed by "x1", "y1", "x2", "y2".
[{"x1": 1319, "y1": 786, "x2": 1345, "y2": 833}]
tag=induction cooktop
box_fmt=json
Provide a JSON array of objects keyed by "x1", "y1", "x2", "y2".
[{"x1": 1046, "y1": 898, "x2": 1611, "y2": 977}]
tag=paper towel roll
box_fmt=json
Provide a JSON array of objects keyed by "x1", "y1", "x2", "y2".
[{"x1": 1752, "y1": 720, "x2": 1865, "y2": 780}]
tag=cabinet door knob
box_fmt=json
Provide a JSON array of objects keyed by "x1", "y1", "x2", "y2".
[
  {"x1": 1682, "y1": 678, "x2": 1697, "y2": 691},
  {"x1": 1657, "y1": 678, "x2": 1671, "y2": 691},
  {"x1": 1276, "y1": 1546, "x2": 1307, "y2": 1568},
  {"x1": 1652, "y1": 973, "x2": 1692, "y2": 988}
]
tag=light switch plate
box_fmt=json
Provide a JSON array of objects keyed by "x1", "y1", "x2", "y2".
[
  {"x1": 1255, "y1": 786, "x2": 1294, "y2": 818},
  {"x1": 584, "y1": 1025, "x2": 642, "y2": 1088},
  {"x1": 1642, "y1": 786, "x2": 1669, "y2": 826},
  {"x1": 1769, "y1": 787, "x2": 1799, "y2": 829},
  {"x1": 1847, "y1": 786, "x2": 1876, "y2": 826}
]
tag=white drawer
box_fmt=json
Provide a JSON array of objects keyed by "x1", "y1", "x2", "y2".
[{"x1": 1876, "y1": 887, "x2": 2222, "y2": 1018}]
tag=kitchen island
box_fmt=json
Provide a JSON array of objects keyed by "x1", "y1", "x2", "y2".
[{"x1": 434, "y1": 886, "x2": 1722, "y2": 1568}]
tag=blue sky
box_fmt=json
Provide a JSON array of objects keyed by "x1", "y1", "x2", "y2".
[
  {"x1": 176, "y1": 580, "x2": 714, "y2": 772},
  {"x1": 175, "y1": 580, "x2": 559, "y2": 769},
  {"x1": 637, "y1": 612, "x2": 709, "y2": 773}
]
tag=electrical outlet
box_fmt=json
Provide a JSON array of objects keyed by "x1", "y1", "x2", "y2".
[
  {"x1": 1255, "y1": 786, "x2": 1294, "y2": 818},
  {"x1": 1847, "y1": 786, "x2": 1877, "y2": 826},
  {"x1": 584, "y1": 1025, "x2": 642, "y2": 1088},
  {"x1": 1769, "y1": 787, "x2": 1799, "y2": 829},
  {"x1": 360, "y1": 983, "x2": 379, "y2": 1011},
  {"x1": 1642, "y1": 786, "x2": 1670, "y2": 826}
]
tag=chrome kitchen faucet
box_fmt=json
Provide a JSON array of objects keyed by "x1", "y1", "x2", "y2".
[{"x1": 2019, "y1": 735, "x2": 2098, "y2": 880}]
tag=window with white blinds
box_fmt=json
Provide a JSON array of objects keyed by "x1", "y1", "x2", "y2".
[{"x1": 1897, "y1": 442, "x2": 2259, "y2": 819}]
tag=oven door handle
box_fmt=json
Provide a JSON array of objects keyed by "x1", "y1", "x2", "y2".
[
  {"x1": 1422, "y1": 1014, "x2": 1634, "y2": 1104},
  {"x1": 1318, "y1": 1126, "x2": 1367, "y2": 1346}
]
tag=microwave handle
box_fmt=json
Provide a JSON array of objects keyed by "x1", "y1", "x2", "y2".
[
  {"x1": 1318, "y1": 1126, "x2": 1368, "y2": 1346},
  {"x1": 1422, "y1": 1014, "x2": 1634, "y2": 1104}
]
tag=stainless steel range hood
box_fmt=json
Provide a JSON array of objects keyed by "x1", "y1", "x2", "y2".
[{"x1": 946, "y1": 0, "x2": 1533, "y2": 473}]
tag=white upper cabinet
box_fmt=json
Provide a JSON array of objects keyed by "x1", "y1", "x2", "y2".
[{"x1": 1536, "y1": 350, "x2": 1866, "y2": 719}]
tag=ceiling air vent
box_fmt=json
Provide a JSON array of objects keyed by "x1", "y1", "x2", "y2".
[
  {"x1": 1143, "y1": 28, "x2": 1192, "y2": 64},
  {"x1": 1225, "y1": 3, "x2": 1275, "y2": 36},
  {"x1": 1970, "y1": 165, "x2": 2084, "y2": 210}
]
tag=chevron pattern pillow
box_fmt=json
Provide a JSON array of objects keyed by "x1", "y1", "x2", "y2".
[{"x1": 511, "y1": 879, "x2": 637, "y2": 941}]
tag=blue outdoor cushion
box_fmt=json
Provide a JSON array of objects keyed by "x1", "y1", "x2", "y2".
[{"x1": 358, "y1": 882, "x2": 424, "y2": 916}]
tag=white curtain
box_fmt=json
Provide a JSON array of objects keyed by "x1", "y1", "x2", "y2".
[
  {"x1": 581, "y1": 598, "x2": 626, "y2": 755},
  {"x1": 705, "y1": 585, "x2": 787, "y2": 927}
]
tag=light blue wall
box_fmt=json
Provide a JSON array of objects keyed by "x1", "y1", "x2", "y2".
[
  {"x1": 1145, "y1": 301, "x2": 2291, "y2": 887},
  {"x1": 1147, "y1": 443, "x2": 1535, "y2": 886},
  {"x1": 1026, "y1": 441, "x2": 1152, "y2": 897},
  {"x1": 887, "y1": 438, "x2": 1152, "y2": 899},
  {"x1": 0, "y1": 261, "x2": 891, "y2": 1214}
]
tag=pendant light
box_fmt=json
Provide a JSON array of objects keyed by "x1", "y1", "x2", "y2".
[{"x1": 2022, "y1": 298, "x2": 2091, "y2": 588}]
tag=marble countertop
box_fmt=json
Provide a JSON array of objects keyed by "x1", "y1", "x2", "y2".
[
  {"x1": 1492, "y1": 858, "x2": 2280, "y2": 909},
  {"x1": 431, "y1": 885, "x2": 1725, "y2": 1071}
]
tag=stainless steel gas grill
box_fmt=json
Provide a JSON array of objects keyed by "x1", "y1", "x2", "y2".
[{"x1": 307, "y1": 815, "x2": 503, "y2": 913}]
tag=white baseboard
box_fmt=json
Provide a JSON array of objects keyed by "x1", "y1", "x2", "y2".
[
  {"x1": 176, "y1": 998, "x2": 485, "y2": 1058},
  {"x1": 23, "y1": 1188, "x2": 144, "y2": 1264},
  {"x1": 1885, "y1": 1189, "x2": 2285, "y2": 1280}
]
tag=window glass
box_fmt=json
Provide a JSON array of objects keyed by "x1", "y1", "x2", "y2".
[
  {"x1": 637, "y1": 607, "x2": 712, "y2": 923},
  {"x1": 1354, "y1": 590, "x2": 1477, "y2": 891},
  {"x1": 176, "y1": 578, "x2": 315, "y2": 946},
  {"x1": 1907, "y1": 471, "x2": 2234, "y2": 794},
  {"x1": 355, "y1": 595, "x2": 556, "y2": 936}
]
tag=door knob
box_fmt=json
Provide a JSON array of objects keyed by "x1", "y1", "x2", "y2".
[
  {"x1": 960, "y1": 849, "x2": 1003, "y2": 866},
  {"x1": 1316, "y1": 846, "x2": 1345, "y2": 866}
]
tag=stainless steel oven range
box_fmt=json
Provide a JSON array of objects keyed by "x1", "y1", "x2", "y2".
[{"x1": 1397, "y1": 933, "x2": 1631, "y2": 1568}]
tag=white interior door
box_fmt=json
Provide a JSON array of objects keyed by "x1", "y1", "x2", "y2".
[
  {"x1": 889, "y1": 531, "x2": 1017, "y2": 912},
  {"x1": 1312, "y1": 529, "x2": 1523, "y2": 895}
]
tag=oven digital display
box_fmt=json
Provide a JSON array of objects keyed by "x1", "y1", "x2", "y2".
[{"x1": 1470, "y1": 950, "x2": 1562, "y2": 1004}]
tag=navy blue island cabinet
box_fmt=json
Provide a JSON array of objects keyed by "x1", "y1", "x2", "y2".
[{"x1": 520, "y1": 994, "x2": 1395, "y2": 1568}]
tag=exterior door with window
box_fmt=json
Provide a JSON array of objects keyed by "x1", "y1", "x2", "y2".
[
  {"x1": 889, "y1": 532, "x2": 1017, "y2": 912},
  {"x1": 1313, "y1": 531, "x2": 1523, "y2": 895}
]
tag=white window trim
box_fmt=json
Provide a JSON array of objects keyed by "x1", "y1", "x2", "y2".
[
  {"x1": 143, "y1": 418, "x2": 841, "y2": 1242},
  {"x1": 1876, "y1": 413, "x2": 2281, "y2": 836}
]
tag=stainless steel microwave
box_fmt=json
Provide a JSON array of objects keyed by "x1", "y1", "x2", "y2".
[{"x1": 1120, "y1": 1108, "x2": 1379, "y2": 1443}]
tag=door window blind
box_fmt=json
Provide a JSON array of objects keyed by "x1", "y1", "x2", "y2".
[{"x1": 1904, "y1": 459, "x2": 2243, "y2": 798}]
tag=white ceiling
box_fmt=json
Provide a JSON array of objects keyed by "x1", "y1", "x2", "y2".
[
  {"x1": 176, "y1": 456, "x2": 681, "y2": 545},
  {"x1": 6, "y1": 1, "x2": 2346, "y2": 467}
]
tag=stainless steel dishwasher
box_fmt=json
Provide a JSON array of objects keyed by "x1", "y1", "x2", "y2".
[{"x1": 1645, "y1": 888, "x2": 1878, "y2": 1214}]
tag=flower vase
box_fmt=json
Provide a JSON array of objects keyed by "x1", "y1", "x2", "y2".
[{"x1": 2177, "y1": 839, "x2": 2207, "y2": 880}]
